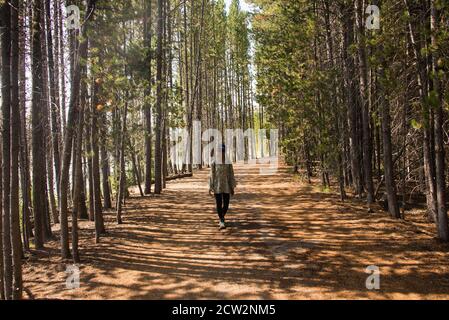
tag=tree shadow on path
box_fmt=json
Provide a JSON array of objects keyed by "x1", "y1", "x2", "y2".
[{"x1": 23, "y1": 163, "x2": 449, "y2": 299}]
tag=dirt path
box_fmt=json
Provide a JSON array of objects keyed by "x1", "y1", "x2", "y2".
[{"x1": 23, "y1": 163, "x2": 449, "y2": 299}]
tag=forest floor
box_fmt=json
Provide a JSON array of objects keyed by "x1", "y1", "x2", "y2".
[{"x1": 23, "y1": 162, "x2": 449, "y2": 299}]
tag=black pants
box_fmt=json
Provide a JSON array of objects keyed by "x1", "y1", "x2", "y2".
[{"x1": 214, "y1": 193, "x2": 230, "y2": 222}]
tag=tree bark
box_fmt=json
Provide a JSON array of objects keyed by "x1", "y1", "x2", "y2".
[
  {"x1": 355, "y1": 0, "x2": 374, "y2": 209},
  {"x1": 379, "y1": 65, "x2": 400, "y2": 219},
  {"x1": 71, "y1": 71, "x2": 88, "y2": 262},
  {"x1": 91, "y1": 77, "x2": 106, "y2": 238},
  {"x1": 342, "y1": 7, "x2": 363, "y2": 197},
  {"x1": 19, "y1": 0, "x2": 32, "y2": 251},
  {"x1": 46, "y1": 0, "x2": 62, "y2": 198},
  {"x1": 31, "y1": 0, "x2": 47, "y2": 250},
  {"x1": 116, "y1": 102, "x2": 128, "y2": 224},
  {"x1": 86, "y1": 125, "x2": 95, "y2": 221},
  {"x1": 131, "y1": 144, "x2": 144, "y2": 197},
  {"x1": 100, "y1": 113, "x2": 112, "y2": 209},
  {"x1": 154, "y1": 0, "x2": 165, "y2": 194},
  {"x1": 58, "y1": 0, "x2": 67, "y2": 133},
  {"x1": 430, "y1": 0, "x2": 449, "y2": 241},
  {"x1": 10, "y1": 0, "x2": 23, "y2": 299},
  {"x1": 1, "y1": 0, "x2": 13, "y2": 299},
  {"x1": 144, "y1": 0, "x2": 153, "y2": 194}
]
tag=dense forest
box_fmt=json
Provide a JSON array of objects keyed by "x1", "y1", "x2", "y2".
[
  {"x1": 0, "y1": 0, "x2": 256, "y2": 299},
  {"x1": 252, "y1": 0, "x2": 449, "y2": 236},
  {"x1": 0, "y1": 0, "x2": 448, "y2": 300}
]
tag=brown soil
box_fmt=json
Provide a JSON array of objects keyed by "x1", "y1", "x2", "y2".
[{"x1": 22, "y1": 163, "x2": 449, "y2": 299}]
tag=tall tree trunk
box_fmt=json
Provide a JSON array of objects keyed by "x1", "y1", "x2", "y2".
[
  {"x1": 86, "y1": 126, "x2": 95, "y2": 221},
  {"x1": 91, "y1": 78, "x2": 106, "y2": 239},
  {"x1": 46, "y1": 141, "x2": 59, "y2": 225},
  {"x1": 323, "y1": 0, "x2": 346, "y2": 201},
  {"x1": 71, "y1": 78, "x2": 87, "y2": 263},
  {"x1": 101, "y1": 145, "x2": 112, "y2": 209},
  {"x1": 131, "y1": 144, "x2": 144, "y2": 197},
  {"x1": 144, "y1": 0, "x2": 153, "y2": 194},
  {"x1": 74, "y1": 66, "x2": 89, "y2": 221},
  {"x1": 116, "y1": 102, "x2": 128, "y2": 224},
  {"x1": 46, "y1": 0, "x2": 62, "y2": 198},
  {"x1": 100, "y1": 114, "x2": 112, "y2": 209},
  {"x1": 1, "y1": 0, "x2": 13, "y2": 299},
  {"x1": 183, "y1": 0, "x2": 190, "y2": 174},
  {"x1": 19, "y1": 0, "x2": 32, "y2": 250},
  {"x1": 53, "y1": 0, "x2": 63, "y2": 179},
  {"x1": 40, "y1": 0, "x2": 54, "y2": 241},
  {"x1": 342, "y1": 7, "x2": 363, "y2": 197},
  {"x1": 31, "y1": 0, "x2": 46, "y2": 250},
  {"x1": 379, "y1": 66, "x2": 400, "y2": 219},
  {"x1": 58, "y1": 0, "x2": 67, "y2": 132},
  {"x1": 10, "y1": 0, "x2": 23, "y2": 299},
  {"x1": 355, "y1": 0, "x2": 374, "y2": 209},
  {"x1": 154, "y1": 0, "x2": 165, "y2": 194},
  {"x1": 430, "y1": 0, "x2": 449, "y2": 241}
]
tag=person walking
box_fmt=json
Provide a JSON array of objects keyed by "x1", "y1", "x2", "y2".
[{"x1": 209, "y1": 144, "x2": 236, "y2": 230}]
